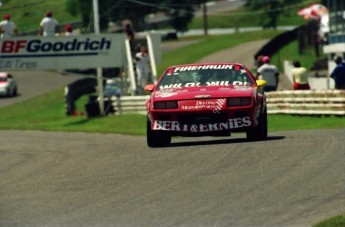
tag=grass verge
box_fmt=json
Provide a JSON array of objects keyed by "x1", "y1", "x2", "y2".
[{"x1": 313, "y1": 214, "x2": 345, "y2": 227}]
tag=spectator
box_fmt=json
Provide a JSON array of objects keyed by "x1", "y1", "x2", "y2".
[
  {"x1": 124, "y1": 23, "x2": 134, "y2": 42},
  {"x1": 0, "y1": 14, "x2": 18, "y2": 38},
  {"x1": 256, "y1": 56, "x2": 279, "y2": 92},
  {"x1": 291, "y1": 60, "x2": 310, "y2": 90},
  {"x1": 255, "y1": 55, "x2": 264, "y2": 69},
  {"x1": 39, "y1": 11, "x2": 60, "y2": 36},
  {"x1": 135, "y1": 46, "x2": 150, "y2": 89},
  {"x1": 330, "y1": 55, "x2": 345, "y2": 89},
  {"x1": 64, "y1": 23, "x2": 73, "y2": 36},
  {"x1": 124, "y1": 23, "x2": 136, "y2": 52}
]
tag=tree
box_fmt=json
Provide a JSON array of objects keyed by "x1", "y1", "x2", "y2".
[
  {"x1": 245, "y1": 0, "x2": 303, "y2": 29},
  {"x1": 162, "y1": 0, "x2": 205, "y2": 32},
  {"x1": 66, "y1": 0, "x2": 163, "y2": 32},
  {"x1": 65, "y1": 0, "x2": 206, "y2": 33}
]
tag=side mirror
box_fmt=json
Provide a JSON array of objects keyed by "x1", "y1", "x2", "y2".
[
  {"x1": 256, "y1": 80, "x2": 267, "y2": 87},
  {"x1": 144, "y1": 84, "x2": 155, "y2": 92}
]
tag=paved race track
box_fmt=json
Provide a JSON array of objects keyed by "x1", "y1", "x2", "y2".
[
  {"x1": 0, "y1": 70, "x2": 84, "y2": 108},
  {"x1": 1, "y1": 129, "x2": 344, "y2": 226}
]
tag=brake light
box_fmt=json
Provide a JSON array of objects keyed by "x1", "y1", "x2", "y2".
[
  {"x1": 154, "y1": 101, "x2": 178, "y2": 109},
  {"x1": 227, "y1": 97, "x2": 251, "y2": 106}
]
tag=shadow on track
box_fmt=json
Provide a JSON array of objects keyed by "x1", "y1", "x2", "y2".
[{"x1": 169, "y1": 135, "x2": 285, "y2": 147}]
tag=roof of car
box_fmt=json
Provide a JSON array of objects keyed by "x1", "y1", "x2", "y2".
[
  {"x1": 169, "y1": 62, "x2": 245, "y2": 68},
  {"x1": 0, "y1": 72, "x2": 9, "y2": 77}
]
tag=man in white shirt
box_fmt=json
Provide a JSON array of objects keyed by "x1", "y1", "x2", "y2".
[
  {"x1": 0, "y1": 14, "x2": 18, "y2": 38},
  {"x1": 135, "y1": 46, "x2": 150, "y2": 89},
  {"x1": 256, "y1": 56, "x2": 279, "y2": 92},
  {"x1": 39, "y1": 11, "x2": 60, "y2": 36}
]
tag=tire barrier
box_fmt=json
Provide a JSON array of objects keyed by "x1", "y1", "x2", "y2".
[
  {"x1": 254, "y1": 27, "x2": 299, "y2": 61},
  {"x1": 266, "y1": 90, "x2": 345, "y2": 115},
  {"x1": 65, "y1": 78, "x2": 97, "y2": 116},
  {"x1": 106, "y1": 90, "x2": 345, "y2": 116}
]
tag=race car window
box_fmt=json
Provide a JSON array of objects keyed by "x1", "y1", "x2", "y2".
[{"x1": 157, "y1": 65, "x2": 253, "y2": 90}]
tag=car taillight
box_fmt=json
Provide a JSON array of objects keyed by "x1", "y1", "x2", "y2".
[
  {"x1": 227, "y1": 97, "x2": 251, "y2": 106},
  {"x1": 154, "y1": 101, "x2": 178, "y2": 109}
]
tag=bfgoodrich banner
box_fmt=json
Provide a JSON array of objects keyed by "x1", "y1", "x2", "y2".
[{"x1": 0, "y1": 34, "x2": 126, "y2": 70}]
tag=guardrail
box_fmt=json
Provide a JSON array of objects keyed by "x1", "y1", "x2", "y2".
[{"x1": 109, "y1": 90, "x2": 345, "y2": 116}]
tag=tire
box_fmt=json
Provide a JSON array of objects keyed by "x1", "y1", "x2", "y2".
[
  {"x1": 12, "y1": 87, "x2": 17, "y2": 97},
  {"x1": 147, "y1": 117, "x2": 171, "y2": 147},
  {"x1": 246, "y1": 107, "x2": 267, "y2": 141},
  {"x1": 5, "y1": 88, "x2": 10, "y2": 97}
]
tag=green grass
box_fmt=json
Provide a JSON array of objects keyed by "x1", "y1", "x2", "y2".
[
  {"x1": 2, "y1": 0, "x2": 79, "y2": 33},
  {"x1": 313, "y1": 214, "x2": 345, "y2": 227},
  {"x1": 158, "y1": 30, "x2": 282, "y2": 74},
  {"x1": 270, "y1": 37, "x2": 326, "y2": 71},
  {"x1": 189, "y1": 6, "x2": 306, "y2": 29}
]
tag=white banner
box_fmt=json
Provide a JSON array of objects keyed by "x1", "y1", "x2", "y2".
[{"x1": 0, "y1": 34, "x2": 126, "y2": 70}]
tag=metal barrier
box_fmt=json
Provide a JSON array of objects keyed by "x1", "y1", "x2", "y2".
[{"x1": 110, "y1": 90, "x2": 345, "y2": 116}]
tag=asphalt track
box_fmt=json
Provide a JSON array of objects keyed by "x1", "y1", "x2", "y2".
[
  {"x1": 1, "y1": 40, "x2": 344, "y2": 226},
  {"x1": 1, "y1": 129, "x2": 345, "y2": 226}
]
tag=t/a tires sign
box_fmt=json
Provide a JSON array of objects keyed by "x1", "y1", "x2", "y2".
[{"x1": 0, "y1": 34, "x2": 126, "y2": 70}]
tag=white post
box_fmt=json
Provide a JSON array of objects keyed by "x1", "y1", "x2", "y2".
[
  {"x1": 146, "y1": 34, "x2": 157, "y2": 83},
  {"x1": 93, "y1": 0, "x2": 104, "y2": 115},
  {"x1": 125, "y1": 39, "x2": 136, "y2": 95}
]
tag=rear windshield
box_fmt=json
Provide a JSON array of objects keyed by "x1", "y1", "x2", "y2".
[
  {"x1": 157, "y1": 64, "x2": 253, "y2": 90},
  {"x1": 0, "y1": 77, "x2": 7, "y2": 82}
]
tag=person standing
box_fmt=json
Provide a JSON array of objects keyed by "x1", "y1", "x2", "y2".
[
  {"x1": 135, "y1": 46, "x2": 150, "y2": 89},
  {"x1": 64, "y1": 24, "x2": 73, "y2": 36},
  {"x1": 330, "y1": 55, "x2": 345, "y2": 89},
  {"x1": 39, "y1": 11, "x2": 60, "y2": 36},
  {"x1": 0, "y1": 14, "x2": 18, "y2": 38},
  {"x1": 291, "y1": 60, "x2": 310, "y2": 90},
  {"x1": 256, "y1": 56, "x2": 280, "y2": 92}
]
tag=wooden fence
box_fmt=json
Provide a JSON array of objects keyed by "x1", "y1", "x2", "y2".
[{"x1": 110, "y1": 90, "x2": 345, "y2": 116}]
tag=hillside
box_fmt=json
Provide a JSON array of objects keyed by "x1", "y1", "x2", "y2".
[{"x1": 0, "y1": 0, "x2": 79, "y2": 34}]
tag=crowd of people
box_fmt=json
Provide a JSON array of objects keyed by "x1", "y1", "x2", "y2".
[
  {"x1": 255, "y1": 54, "x2": 345, "y2": 91},
  {"x1": 0, "y1": 11, "x2": 74, "y2": 38}
]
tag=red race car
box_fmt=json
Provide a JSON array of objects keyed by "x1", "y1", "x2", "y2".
[{"x1": 144, "y1": 63, "x2": 267, "y2": 147}]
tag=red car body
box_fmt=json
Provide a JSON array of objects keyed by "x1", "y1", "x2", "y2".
[{"x1": 145, "y1": 63, "x2": 267, "y2": 147}]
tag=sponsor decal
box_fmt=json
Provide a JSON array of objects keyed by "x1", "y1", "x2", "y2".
[
  {"x1": 1, "y1": 38, "x2": 111, "y2": 57},
  {"x1": 195, "y1": 94, "x2": 211, "y2": 98},
  {"x1": 0, "y1": 35, "x2": 120, "y2": 70},
  {"x1": 152, "y1": 117, "x2": 251, "y2": 132},
  {"x1": 180, "y1": 99, "x2": 226, "y2": 113},
  {"x1": 173, "y1": 64, "x2": 234, "y2": 72},
  {"x1": 158, "y1": 80, "x2": 249, "y2": 90}
]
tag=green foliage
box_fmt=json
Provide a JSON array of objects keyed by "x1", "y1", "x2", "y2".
[
  {"x1": 245, "y1": 0, "x2": 306, "y2": 29},
  {"x1": 0, "y1": 0, "x2": 79, "y2": 33},
  {"x1": 313, "y1": 214, "x2": 345, "y2": 227}
]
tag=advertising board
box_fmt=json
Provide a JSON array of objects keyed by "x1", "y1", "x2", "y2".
[{"x1": 0, "y1": 34, "x2": 126, "y2": 70}]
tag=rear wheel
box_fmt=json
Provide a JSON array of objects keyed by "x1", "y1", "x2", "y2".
[
  {"x1": 12, "y1": 87, "x2": 17, "y2": 97},
  {"x1": 147, "y1": 118, "x2": 171, "y2": 147},
  {"x1": 246, "y1": 108, "x2": 267, "y2": 141}
]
